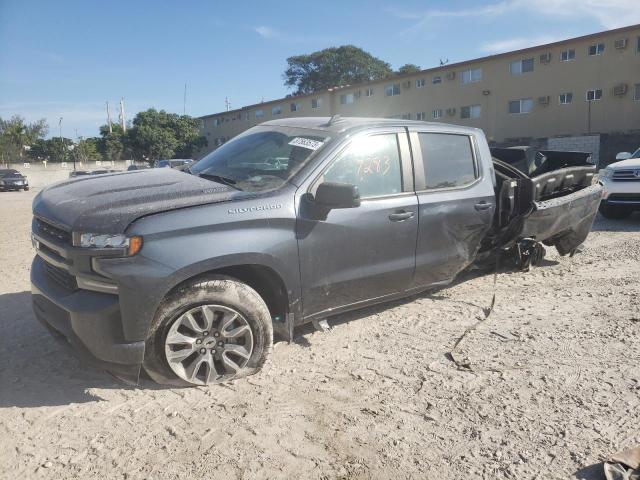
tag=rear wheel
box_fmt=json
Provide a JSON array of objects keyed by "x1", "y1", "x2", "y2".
[
  {"x1": 143, "y1": 275, "x2": 273, "y2": 386},
  {"x1": 599, "y1": 203, "x2": 632, "y2": 219}
]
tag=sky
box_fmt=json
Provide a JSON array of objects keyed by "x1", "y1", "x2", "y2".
[{"x1": 1, "y1": 0, "x2": 639, "y2": 139}]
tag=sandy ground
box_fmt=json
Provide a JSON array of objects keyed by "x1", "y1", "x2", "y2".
[{"x1": 0, "y1": 189, "x2": 638, "y2": 480}]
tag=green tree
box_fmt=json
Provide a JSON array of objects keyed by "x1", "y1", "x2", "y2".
[
  {"x1": 0, "y1": 115, "x2": 48, "y2": 162},
  {"x1": 97, "y1": 123, "x2": 129, "y2": 161},
  {"x1": 396, "y1": 63, "x2": 421, "y2": 75},
  {"x1": 28, "y1": 137, "x2": 74, "y2": 162},
  {"x1": 284, "y1": 45, "x2": 393, "y2": 95},
  {"x1": 127, "y1": 109, "x2": 207, "y2": 161},
  {"x1": 74, "y1": 137, "x2": 101, "y2": 163}
]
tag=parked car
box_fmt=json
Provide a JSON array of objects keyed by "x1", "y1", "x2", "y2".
[
  {"x1": 90, "y1": 169, "x2": 118, "y2": 175},
  {"x1": 127, "y1": 164, "x2": 151, "y2": 171},
  {"x1": 69, "y1": 170, "x2": 90, "y2": 178},
  {"x1": 153, "y1": 159, "x2": 193, "y2": 169},
  {"x1": 0, "y1": 169, "x2": 29, "y2": 191},
  {"x1": 598, "y1": 147, "x2": 640, "y2": 219},
  {"x1": 30, "y1": 117, "x2": 602, "y2": 386}
]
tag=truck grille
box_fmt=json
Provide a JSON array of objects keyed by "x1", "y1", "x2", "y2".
[
  {"x1": 43, "y1": 262, "x2": 78, "y2": 291},
  {"x1": 612, "y1": 169, "x2": 640, "y2": 182},
  {"x1": 608, "y1": 193, "x2": 640, "y2": 204},
  {"x1": 35, "y1": 218, "x2": 72, "y2": 244}
]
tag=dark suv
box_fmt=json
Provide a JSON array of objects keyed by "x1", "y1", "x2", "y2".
[
  {"x1": 30, "y1": 117, "x2": 601, "y2": 386},
  {"x1": 0, "y1": 169, "x2": 29, "y2": 191}
]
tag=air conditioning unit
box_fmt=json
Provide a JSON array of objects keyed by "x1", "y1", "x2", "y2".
[
  {"x1": 613, "y1": 83, "x2": 628, "y2": 96},
  {"x1": 539, "y1": 52, "x2": 552, "y2": 64},
  {"x1": 446, "y1": 71, "x2": 456, "y2": 80},
  {"x1": 538, "y1": 96, "x2": 550, "y2": 105},
  {"x1": 446, "y1": 108, "x2": 457, "y2": 116},
  {"x1": 614, "y1": 38, "x2": 628, "y2": 49}
]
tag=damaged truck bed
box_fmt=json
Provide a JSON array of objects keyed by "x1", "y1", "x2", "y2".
[
  {"x1": 486, "y1": 146, "x2": 602, "y2": 267},
  {"x1": 30, "y1": 118, "x2": 602, "y2": 386}
]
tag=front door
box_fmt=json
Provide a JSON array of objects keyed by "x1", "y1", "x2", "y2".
[{"x1": 297, "y1": 130, "x2": 418, "y2": 319}]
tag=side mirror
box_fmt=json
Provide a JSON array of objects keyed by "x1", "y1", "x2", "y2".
[
  {"x1": 616, "y1": 152, "x2": 632, "y2": 160},
  {"x1": 314, "y1": 182, "x2": 361, "y2": 209}
]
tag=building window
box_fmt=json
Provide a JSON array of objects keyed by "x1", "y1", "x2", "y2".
[
  {"x1": 432, "y1": 75, "x2": 442, "y2": 84},
  {"x1": 559, "y1": 93, "x2": 573, "y2": 104},
  {"x1": 586, "y1": 89, "x2": 603, "y2": 101},
  {"x1": 561, "y1": 49, "x2": 576, "y2": 61},
  {"x1": 416, "y1": 78, "x2": 426, "y2": 88},
  {"x1": 509, "y1": 58, "x2": 534, "y2": 75},
  {"x1": 272, "y1": 105, "x2": 282, "y2": 115},
  {"x1": 588, "y1": 43, "x2": 605, "y2": 56},
  {"x1": 637, "y1": 36, "x2": 640, "y2": 53},
  {"x1": 461, "y1": 68, "x2": 482, "y2": 84},
  {"x1": 416, "y1": 112, "x2": 426, "y2": 120},
  {"x1": 214, "y1": 118, "x2": 222, "y2": 126},
  {"x1": 290, "y1": 103, "x2": 299, "y2": 112},
  {"x1": 385, "y1": 84, "x2": 401, "y2": 96},
  {"x1": 365, "y1": 88, "x2": 374, "y2": 97},
  {"x1": 401, "y1": 113, "x2": 411, "y2": 120},
  {"x1": 432, "y1": 109, "x2": 443, "y2": 119},
  {"x1": 340, "y1": 93, "x2": 355, "y2": 105},
  {"x1": 417, "y1": 133, "x2": 478, "y2": 190},
  {"x1": 460, "y1": 105, "x2": 481, "y2": 119},
  {"x1": 635, "y1": 84, "x2": 640, "y2": 101},
  {"x1": 508, "y1": 98, "x2": 534, "y2": 114},
  {"x1": 311, "y1": 98, "x2": 322, "y2": 109},
  {"x1": 255, "y1": 109, "x2": 264, "y2": 118}
]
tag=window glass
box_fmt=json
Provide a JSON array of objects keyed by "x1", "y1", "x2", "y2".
[
  {"x1": 635, "y1": 84, "x2": 640, "y2": 101},
  {"x1": 432, "y1": 76, "x2": 442, "y2": 84},
  {"x1": 320, "y1": 134, "x2": 402, "y2": 198},
  {"x1": 193, "y1": 126, "x2": 330, "y2": 193},
  {"x1": 418, "y1": 133, "x2": 476, "y2": 190},
  {"x1": 522, "y1": 58, "x2": 534, "y2": 72},
  {"x1": 385, "y1": 84, "x2": 401, "y2": 96}
]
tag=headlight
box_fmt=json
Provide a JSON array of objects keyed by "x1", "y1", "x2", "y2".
[
  {"x1": 77, "y1": 233, "x2": 143, "y2": 256},
  {"x1": 598, "y1": 168, "x2": 613, "y2": 180}
]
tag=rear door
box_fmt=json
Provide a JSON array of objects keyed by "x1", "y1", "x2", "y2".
[
  {"x1": 296, "y1": 128, "x2": 418, "y2": 318},
  {"x1": 408, "y1": 128, "x2": 495, "y2": 287}
]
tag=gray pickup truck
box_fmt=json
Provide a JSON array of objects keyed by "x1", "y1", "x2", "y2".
[{"x1": 31, "y1": 117, "x2": 602, "y2": 386}]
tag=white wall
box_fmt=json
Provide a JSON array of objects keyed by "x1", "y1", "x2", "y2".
[{"x1": 0, "y1": 160, "x2": 142, "y2": 189}]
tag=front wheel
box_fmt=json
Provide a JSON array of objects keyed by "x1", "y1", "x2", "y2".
[
  {"x1": 599, "y1": 203, "x2": 632, "y2": 219},
  {"x1": 143, "y1": 275, "x2": 273, "y2": 386}
]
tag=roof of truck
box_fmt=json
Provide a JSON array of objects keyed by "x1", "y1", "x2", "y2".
[{"x1": 260, "y1": 116, "x2": 478, "y2": 135}]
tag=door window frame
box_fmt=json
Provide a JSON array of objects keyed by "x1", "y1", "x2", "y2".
[
  {"x1": 306, "y1": 128, "x2": 415, "y2": 200},
  {"x1": 408, "y1": 129, "x2": 482, "y2": 193}
]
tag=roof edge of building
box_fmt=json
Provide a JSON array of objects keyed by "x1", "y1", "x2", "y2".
[{"x1": 199, "y1": 23, "x2": 640, "y2": 120}]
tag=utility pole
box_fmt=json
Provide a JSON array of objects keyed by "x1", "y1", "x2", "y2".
[
  {"x1": 225, "y1": 97, "x2": 231, "y2": 112},
  {"x1": 106, "y1": 101, "x2": 113, "y2": 133},
  {"x1": 183, "y1": 83, "x2": 187, "y2": 115},
  {"x1": 58, "y1": 117, "x2": 64, "y2": 164},
  {"x1": 119, "y1": 97, "x2": 126, "y2": 133}
]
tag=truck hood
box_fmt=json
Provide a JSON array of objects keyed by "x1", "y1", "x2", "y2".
[{"x1": 33, "y1": 168, "x2": 254, "y2": 233}]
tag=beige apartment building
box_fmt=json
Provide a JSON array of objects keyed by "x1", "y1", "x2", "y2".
[{"x1": 198, "y1": 24, "x2": 640, "y2": 156}]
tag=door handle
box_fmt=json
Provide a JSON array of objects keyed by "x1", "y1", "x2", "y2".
[
  {"x1": 474, "y1": 202, "x2": 493, "y2": 211},
  {"x1": 389, "y1": 211, "x2": 415, "y2": 222}
]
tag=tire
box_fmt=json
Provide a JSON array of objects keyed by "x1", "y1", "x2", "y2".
[
  {"x1": 24, "y1": 187, "x2": 30, "y2": 191},
  {"x1": 143, "y1": 275, "x2": 273, "y2": 386},
  {"x1": 599, "y1": 203, "x2": 632, "y2": 220}
]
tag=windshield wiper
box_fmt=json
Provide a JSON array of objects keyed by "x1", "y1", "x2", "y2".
[{"x1": 196, "y1": 172, "x2": 242, "y2": 190}]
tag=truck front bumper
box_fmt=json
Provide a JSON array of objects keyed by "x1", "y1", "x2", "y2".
[{"x1": 31, "y1": 255, "x2": 144, "y2": 382}]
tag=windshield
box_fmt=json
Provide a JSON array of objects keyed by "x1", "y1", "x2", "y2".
[
  {"x1": 0, "y1": 170, "x2": 20, "y2": 178},
  {"x1": 191, "y1": 126, "x2": 331, "y2": 192},
  {"x1": 632, "y1": 148, "x2": 640, "y2": 159}
]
